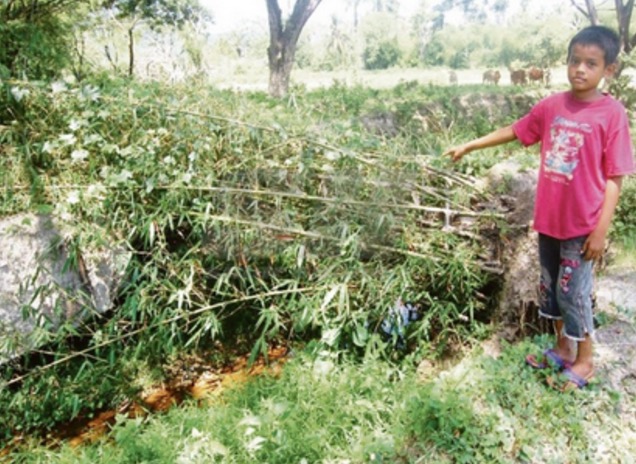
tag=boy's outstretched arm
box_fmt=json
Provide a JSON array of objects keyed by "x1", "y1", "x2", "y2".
[
  {"x1": 582, "y1": 176, "x2": 623, "y2": 261},
  {"x1": 444, "y1": 125, "x2": 517, "y2": 162}
]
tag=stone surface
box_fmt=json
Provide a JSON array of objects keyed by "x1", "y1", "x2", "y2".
[{"x1": 0, "y1": 213, "x2": 130, "y2": 361}]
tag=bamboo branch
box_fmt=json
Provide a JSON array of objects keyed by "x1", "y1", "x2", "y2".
[
  {"x1": 193, "y1": 212, "x2": 441, "y2": 262},
  {"x1": 2, "y1": 286, "x2": 325, "y2": 388},
  {"x1": 0, "y1": 183, "x2": 502, "y2": 219},
  {"x1": 96, "y1": 97, "x2": 485, "y2": 204},
  {"x1": 194, "y1": 213, "x2": 503, "y2": 274}
]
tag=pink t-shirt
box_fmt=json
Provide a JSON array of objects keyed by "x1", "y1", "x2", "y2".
[{"x1": 513, "y1": 91, "x2": 635, "y2": 239}]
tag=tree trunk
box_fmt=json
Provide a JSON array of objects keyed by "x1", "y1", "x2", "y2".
[
  {"x1": 584, "y1": 0, "x2": 600, "y2": 24},
  {"x1": 128, "y1": 26, "x2": 135, "y2": 77},
  {"x1": 615, "y1": 0, "x2": 635, "y2": 53},
  {"x1": 268, "y1": 42, "x2": 296, "y2": 99},
  {"x1": 265, "y1": 0, "x2": 322, "y2": 98},
  {"x1": 353, "y1": 0, "x2": 360, "y2": 31},
  {"x1": 570, "y1": 0, "x2": 599, "y2": 24}
]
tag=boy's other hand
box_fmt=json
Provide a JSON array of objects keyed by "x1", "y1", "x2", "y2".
[
  {"x1": 443, "y1": 145, "x2": 469, "y2": 162},
  {"x1": 581, "y1": 230, "x2": 606, "y2": 261}
]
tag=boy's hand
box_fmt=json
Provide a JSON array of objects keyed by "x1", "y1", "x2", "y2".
[
  {"x1": 442, "y1": 126, "x2": 516, "y2": 163},
  {"x1": 443, "y1": 145, "x2": 470, "y2": 162},
  {"x1": 581, "y1": 229, "x2": 606, "y2": 261}
]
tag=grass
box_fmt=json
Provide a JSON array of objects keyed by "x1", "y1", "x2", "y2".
[
  {"x1": 8, "y1": 335, "x2": 636, "y2": 463},
  {"x1": 609, "y1": 177, "x2": 636, "y2": 268},
  {"x1": 607, "y1": 238, "x2": 636, "y2": 269},
  {"x1": 169, "y1": 56, "x2": 572, "y2": 92}
]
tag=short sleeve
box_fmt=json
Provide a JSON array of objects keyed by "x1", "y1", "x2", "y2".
[
  {"x1": 512, "y1": 99, "x2": 545, "y2": 147},
  {"x1": 604, "y1": 107, "x2": 635, "y2": 177}
]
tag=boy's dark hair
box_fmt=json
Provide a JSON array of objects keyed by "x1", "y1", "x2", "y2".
[{"x1": 568, "y1": 26, "x2": 621, "y2": 65}]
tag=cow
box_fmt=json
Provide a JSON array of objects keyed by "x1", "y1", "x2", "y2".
[
  {"x1": 448, "y1": 70, "x2": 458, "y2": 85},
  {"x1": 510, "y1": 69, "x2": 527, "y2": 85},
  {"x1": 527, "y1": 66, "x2": 545, "y2": 85},
  {"x1": 482, "y1": 69, "x2": 501, "y2": 85}
]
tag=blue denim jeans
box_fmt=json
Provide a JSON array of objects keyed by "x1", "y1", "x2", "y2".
[{"x1": 538, "y1": 233, "x2": 595, "y2": 341}]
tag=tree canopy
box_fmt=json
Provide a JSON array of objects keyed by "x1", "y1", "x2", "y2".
[{"x1": 101, "y1": 0, "x2": 208, "y2": 76}]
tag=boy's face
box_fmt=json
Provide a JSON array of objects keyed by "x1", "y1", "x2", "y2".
[{"x1": 567, "y1": 43, "x2": 616, "y2": 100}]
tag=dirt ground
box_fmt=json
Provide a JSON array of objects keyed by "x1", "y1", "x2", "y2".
[{"x1": 594, "y1": 264, "x2": 636, "y2": 394}]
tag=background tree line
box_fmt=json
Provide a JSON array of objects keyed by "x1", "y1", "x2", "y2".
[{"x1": 1, "y1": 1, "x2": 636, "y2": 95}]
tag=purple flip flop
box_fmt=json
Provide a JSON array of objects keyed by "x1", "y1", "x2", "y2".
[
  {"x1": 548, "y1": 368, "x2": 595, "y2": 392},
  {"x1": 525, "y1": 349, "x2": 573, "y2": 370}
]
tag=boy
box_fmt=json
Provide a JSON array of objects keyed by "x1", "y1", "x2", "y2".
[{"x1": 444, "y1": 25, "x2": 635, "y2": 391}]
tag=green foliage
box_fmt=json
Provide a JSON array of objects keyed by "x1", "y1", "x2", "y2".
[
  {"x1": 0, "y1": 17, "x2": 72, "y2": 80},
  {"x1": 421, "y1": 38, "x2": 445, "y2": 66},
  {"x1": 101, "y1": 0, "x2": 208, "y2": 29},
  {"x1": 448, "y1": 47, "x2": 472, "y2": 69},
  {"x1": 12, "y1": 338, "x2": 635, "y2": 463},
  {"x1": 609, "y1": 49, "x2": 636, "y2": 109},
  {"x1": 410, "y1": 13, "x2": 570, "y2": 69},
  {"x1": 608, "y1": 54, "x2": 636, "y2": 250},
  {"x1": 0, "y1": 77, "x2": 533, "y2": 441},
  {"x1": 363, "y1": 38, "x2": 402, "y2": 70},
  {"x1": 360, "y1": 12, "x2": 402, "y2": 70},
  {"x1": 611, "y1": 177, "x2": 636, "y2": 247},
  {"x1": 404, "y1": 387, "x2": 502, "y2": 461}
]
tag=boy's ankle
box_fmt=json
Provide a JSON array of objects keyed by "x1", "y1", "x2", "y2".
[{"x1": 572, "y1": 358, "x2": 594, "y2": 370}]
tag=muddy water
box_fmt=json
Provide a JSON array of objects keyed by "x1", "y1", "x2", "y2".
[{"x1": 1, "y1": 345, "x2": 288, "y2": 454}]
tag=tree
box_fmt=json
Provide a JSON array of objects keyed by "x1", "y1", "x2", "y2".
[
  {"x1": 347, "y1": 0, "x2": 363, "y2": 30},
  {"x1": 324, "y1": 17, "x2": 355, "y2": 69},
  {"x1": 100, "y1": 0, "x2": 208, "y2": 77},
  {"x1": 361, "y1": 12, "x2": 402, "y2": 69},
  {"x1": 0, "y1": 0, "x2": 83, "y2": 78},
  {"x1": 433, "y1": 0, "x2": 509, "y2": 26},
  {"x1": 569, "y1": 0, "x2": 599, "y2": 25},
  {"x1": 266, "y1": 0, "x2": 322, "y2": 98},
  {"x1": 571, "y1": 0, "x2": 635, "y2": 53},
  {"x1": 1, "y1": 0, "x2": 81, "y2": 20}
]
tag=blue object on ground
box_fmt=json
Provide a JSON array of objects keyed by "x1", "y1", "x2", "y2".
[{"x1": 380, "y1": 299, "x2": 421, "y2": 349}]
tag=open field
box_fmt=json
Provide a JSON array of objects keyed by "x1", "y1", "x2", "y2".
[{"x1": 201, "y1": 60, "x2": 571, "y2": 91}]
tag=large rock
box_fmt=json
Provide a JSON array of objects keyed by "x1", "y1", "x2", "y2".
[{"x1": 0, "y1": 213, "x2": 130, "y2": 362}]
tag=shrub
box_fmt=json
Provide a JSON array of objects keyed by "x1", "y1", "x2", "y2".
[
  {"x1": 0, "y1": 17, "x2": 71, "y2": 80},
  {"x1": 612, "y1": 177, "x2": 636, "y2": 247},
  {"x1": 363, "y1": 38, "x2": 402, "y2": 70}
]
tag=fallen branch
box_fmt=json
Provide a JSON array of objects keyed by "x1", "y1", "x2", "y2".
[{"x1": 2, "y1": 286, "x2": 326, "y2": 388}]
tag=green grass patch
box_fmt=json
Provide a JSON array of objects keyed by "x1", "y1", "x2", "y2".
[{"x1": 10, "y1": 338, "x2": 636, "y2": 463}]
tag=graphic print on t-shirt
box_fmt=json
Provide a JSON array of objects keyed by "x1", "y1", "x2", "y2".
[{"x1": 544, "y1": 116, "x2": 590, "y2": 183}]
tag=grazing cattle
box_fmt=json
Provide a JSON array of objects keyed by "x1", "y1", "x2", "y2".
[
  {"x1": 510, "y1": 69, "x2": 527, "y2": 85},
  {"x1": 527, "y1": 66, "x2": 545, "y2": 85},
  {"x1": 448, "y1": 70, "x2": 458, "y2": 85},
  {"x1": 482, "y1": 69, "x2": 501, "y2": 85}
]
